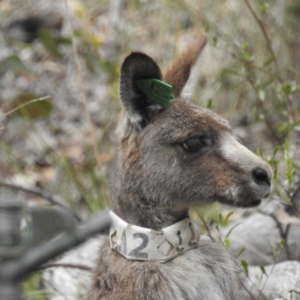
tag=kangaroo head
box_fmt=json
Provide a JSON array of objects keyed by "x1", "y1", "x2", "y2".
[{"x1": 110, "y1": 36, "x2": 272, "y2": 230}]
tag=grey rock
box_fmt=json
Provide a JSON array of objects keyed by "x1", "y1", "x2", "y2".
[
  {"x1": 222, "y1": 212, "x2": 300, "y2": 265},
  {"x1": 43, "y1": 236, "x2": 105, "y2": 300},
  {"x1": 248, "y1": 261, "x2": 300, "y2": 300}
]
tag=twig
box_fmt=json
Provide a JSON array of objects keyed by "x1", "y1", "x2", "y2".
[
  {"x1": 197, "y1": 212, "x2": 215, "y2": 242},
  {"x1": 257, "y1": 263, "x2": 276, "y2": 300},
  {"x1": 0, "y1": 96, "x2": 51, "y2": 131},
  {"x1": 277, "y1": 179, "x2": 300, "y2": 217},
  {"x1": 246, "y1": 75, "x2": 281, "y2": 143},
  {"x1": 2, "y1": 96, "x2": 51, "y2": 118},
  {"x1": 0, "y1": 180, "x2": 82, "y2": 222},
  {"x1": 243, "y1": 0, "x2": 296, "y2": 122},
  {"x1": 269, "y1": 214, "x2": 292, "y2": 260},
  {"x1": 258, "y1": 207, "x2": 292, "y2": 260},
  {"x1": 0, "y1": 209, "x2": 110, "y2": 281},
  {"x1": 240, "y1": 281, "x2": 259, "y2": 300},
  {"x1": 243, "y1": 0, "x2": 281, "y2": 81},
  {"x1": 38, "y1": 263, "x2": 92, "y2": 272}
]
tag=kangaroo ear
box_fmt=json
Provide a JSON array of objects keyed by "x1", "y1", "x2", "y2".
[
  {"x1": 163, "y1": 35, "x2": 207, "y2": 99},
  {"x1": 120, "y1": 52, "x2": 163, "y2": 130}
]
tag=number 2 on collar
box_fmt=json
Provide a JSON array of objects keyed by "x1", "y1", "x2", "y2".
[{"x1": 136, "y1": 79, "x2": 174, "y2": 109}]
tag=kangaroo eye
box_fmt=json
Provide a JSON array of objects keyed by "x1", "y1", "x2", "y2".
[{"x1": 182, "y1": 137, "x2": 204, "y2": 152}]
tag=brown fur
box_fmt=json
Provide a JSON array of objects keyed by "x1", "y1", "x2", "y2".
[
  {"x1": 89, "y1": 36, "x2": 272, "y2": 300},
  {"x1": 164, "y1": 36, "x2": 207, "y2": 97}
]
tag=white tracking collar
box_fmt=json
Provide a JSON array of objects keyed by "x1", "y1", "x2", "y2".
[{"x1": 109, "y1": 211, "x2": 200, "y2": 263}]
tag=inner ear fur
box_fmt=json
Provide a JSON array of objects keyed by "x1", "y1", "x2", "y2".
[
  {"x1": 120, "y1": 52, "x2": 163, "y2": 129},
  {"x1": 163, "y1": 35, "x2": 207, "y2": 98}
]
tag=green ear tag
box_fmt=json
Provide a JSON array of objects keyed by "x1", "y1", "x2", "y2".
[{"x1": 136, "y1": 79, "x2": 174, "y2": 109}]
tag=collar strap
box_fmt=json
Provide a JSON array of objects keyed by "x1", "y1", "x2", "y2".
[{"x1": 109, "y1": 211, "x2": 200, "y2": 263}]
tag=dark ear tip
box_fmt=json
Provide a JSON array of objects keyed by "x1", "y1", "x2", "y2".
[
  {"x1": 126, "y1": 52, "x2": 152, "y2": 59},
  {"x1": 121, "y1": 52, "x2": 158, "y2": 70},
  {"x1": 121, "y1": 52, "x2": 162, "y2": 83},
  {"x1": 122, "y1": 52, "x2": 152, "y2": 63}
]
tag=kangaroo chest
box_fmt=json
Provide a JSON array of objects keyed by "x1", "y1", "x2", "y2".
[{"x1": 91, "y1": 239, "x2": 241, "y2": 300}]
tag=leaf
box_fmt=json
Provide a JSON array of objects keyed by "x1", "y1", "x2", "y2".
[
  {"x1": 260, "y1": 76, "x2": 275, "y2": 89},
  {"x1": 38, "y1": 29, "x2": 61, "y2": 57},
  {"x1": 224, "y1": 237, "x2": 230, "y2": 250},
  {"x1": 213, "y1": 36, "x2": 218, "y2": 46},
  {"x1": 289, "y1": 289, "x2": 300, "y2": 295},
  {"x1": 204, "y1": 24, "x2": 211, "y2": 33},
  {"x1": 258, "y1": 90, "x2": 265, "y2": 101},
  {"x1": 59, "y1": 37, "x2": 72, "y2": 45},
  {"x1": 224, "y1": 211, "x2": 234, "y2": 223},
  {"x1": 259, "y1": 265, "x2": 267, "y2": 276},
  {"x1": 241, "y1": 260, "x2": 249, "y2": 277},
  {"x1": 237, "y1": 248, "x2": 245, "y2": 258},
  {"x1": 262, "y1": 57, "x2": 274, "y2": 68},
  {"x1": 283, "y1": 138, "x2": 295, "y2": 188},
  {"x1": 222, "y1": 68, "x2": 242, "y2": 77},
  {"x1": 225, "y1": 222, "x2": 243, "y2": 238},
  {"x1": 206, "y1": 99, "x2": 213, "y2": 109},
  {"x1": 218, "y1": 213, "x2": 223, "y2": 223},
  {"x1": 0, "y1": 55, "x2": 32, "y2": 76}
]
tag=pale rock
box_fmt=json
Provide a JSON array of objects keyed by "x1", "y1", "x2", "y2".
[
  {"x1": 222, "y1": 213, "x2": 300, "y2": 265},
  {"x1": 43, "y1": 237, "x2": 105, "y2": 300},
  {"x1": 248, "y1": 261, "x2": 300, "y2": 300}
]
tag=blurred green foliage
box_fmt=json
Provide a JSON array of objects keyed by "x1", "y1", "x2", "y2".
[{"x1": 0, "y1": 0, "x2": 299, "y2": 297}]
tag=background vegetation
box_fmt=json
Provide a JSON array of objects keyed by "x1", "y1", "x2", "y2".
[{"x1": 0, "y1": 0, "x2": 299, "y2": 298}]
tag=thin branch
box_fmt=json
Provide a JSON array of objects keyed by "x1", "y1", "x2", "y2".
[
  {"x1": 38, "y1": 263, "x2": 92, "y2": 272},
  {"x1": 243, "y1": 0, "x2": 296, "y2": 122},
  {"x1": 277, "y1": 179, "x2": 300, "y2": 216},
  {"x1": 197, "y1": 212, "x2": 215, "y2": 242},
  {"x1": 257, "y1": 263, "x2": 276, "y2": 300},
  {"x1": 246, "y1": 74, "x2": 281, "y2": 143},
  {"x1": 269, "y1": 213, "x2": 291, "y2": 260},
  {"x1": 258, "y1": 207, "x2": 293, "y2": 260},
  {"x1": 243, "y1": 0, "x2": 282, "y2": 81},
  {"x1": 0, "y1": 96, "x2": 51, "y2": 131},
  {"x1": 3, "y1": 96, "x2": 50, "y2": 117},
  {"x1": 240, "y1": 281, "x2": 259, "y2": 300},
  {"x1": 0, "y1": 180, "x2": 82, "y2": 222},
  {"x1": 0, "y1": 209, "x2": 110, "y2": 281}
]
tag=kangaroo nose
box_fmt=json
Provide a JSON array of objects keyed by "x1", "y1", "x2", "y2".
[{"x1": 252, "y1": 167, "x2": 271, "y2": 186}]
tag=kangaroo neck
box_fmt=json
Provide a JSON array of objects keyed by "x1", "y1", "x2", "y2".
[{"x1": 111, "y1": 196, "x2": 189, "y2": 231}]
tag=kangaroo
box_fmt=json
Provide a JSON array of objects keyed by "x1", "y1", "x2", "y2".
[{"x1": 90, "y1": 36, "x2": 272, "y2": 300}]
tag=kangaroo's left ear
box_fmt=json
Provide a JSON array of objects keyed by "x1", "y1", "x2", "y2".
[
  {"x1": 120, "y1": 52, "x2": 164, "y2": 130},
  {"x1": 163, "y1": 35, "x2": 207, "y2": 99}
]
